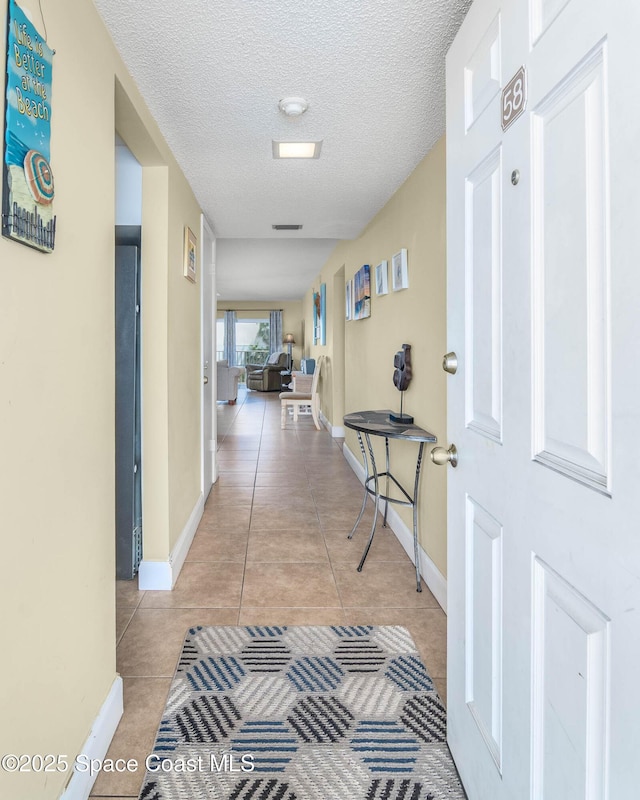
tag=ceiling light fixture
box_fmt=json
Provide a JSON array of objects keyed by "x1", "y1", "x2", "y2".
[
  {"x1": 272, "y1": 224, "x2": 303, "y2": 230},
  {"x1": 272, "y1": 141, "x2": 322, "y2": 159},
  {"x1": 278, "y1": 97, "x2": 309, "y2": 116}
]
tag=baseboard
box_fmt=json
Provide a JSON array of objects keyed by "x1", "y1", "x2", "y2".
[
  {"x1": 138, "y1": 559, "x2": 173, "y2": 590},
  {"x1": 58, "y1": 676, "x2": 123, "y2": 800},
  {"x1": 319, "y1": 411, "x2": 345, "y2": 439},
  {"x1": 383, "y1": 502, "x2": 448, "y2": 613},
  {"x1": 342, "y1": 443, "x2": 447, "y2": 613},
  {"x1": 138, "y1": 493, "x2": 204, "y2": 590},
  {"x1": 170, "y1": 492, "x2": 205, "y2": 581}
]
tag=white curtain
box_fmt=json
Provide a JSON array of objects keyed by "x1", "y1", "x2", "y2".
[
  {"x1": 269, "y1": 310, "x2": 283, "y2": 355},
  {"x1": 223, "y1": 310, "x2": 237, "y2": 365}
]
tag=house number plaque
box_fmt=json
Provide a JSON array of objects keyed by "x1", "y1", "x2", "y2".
[{"x1": 501, "y1": 66, "x2": 527, "y2": 131}]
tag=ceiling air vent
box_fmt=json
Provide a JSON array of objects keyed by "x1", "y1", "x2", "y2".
[{"x1": 272, "y1": 224, "x2": 303, "y2": 231}]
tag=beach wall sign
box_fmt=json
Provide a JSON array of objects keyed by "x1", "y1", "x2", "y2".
[{"x1": 3, "y1": 0, "x2": 55, "y2": 252}]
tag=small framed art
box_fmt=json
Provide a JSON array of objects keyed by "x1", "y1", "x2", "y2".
[
  {"x1": 392, "y1": 248, "x2": 408, "y2": 291},
  {"x1": 353, "y1": 264, "x2": 371, "y2": 320},
  {"x1": 375, "y1": 261, "x2": 388, "y2": 295},
  {"x1": 313, "y1": 283, "x2": 327, "y2": 344},
  {"x1": 183, "y1": 226, "x2": 197, "y2": 282}
]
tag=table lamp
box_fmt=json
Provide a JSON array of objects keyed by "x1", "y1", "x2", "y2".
[{"x1": 283, "y1": 333, "x2": 295, "y2": 371}]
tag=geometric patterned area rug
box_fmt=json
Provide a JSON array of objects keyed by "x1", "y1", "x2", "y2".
[{"x1": 138, "y1": 626, "x2": 466, "y2": 800}]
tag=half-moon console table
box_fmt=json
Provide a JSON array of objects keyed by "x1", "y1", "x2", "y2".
[{"x1": 343, "y1": 410, "x2": 437, "y2": 592}]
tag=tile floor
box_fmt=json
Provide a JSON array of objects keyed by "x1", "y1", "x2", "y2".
[{"x1": 91, "y1": 387, "x2": 447, "y2": 799}]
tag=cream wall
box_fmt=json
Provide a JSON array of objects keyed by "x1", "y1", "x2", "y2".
[
  {"x1": 217, "y1": 300, "x2": 304, "y2": 367},
  {"x1": 305, "y1": 137, "x2": 448, "y2": 577},
  {"x1": 167, "y1": 173, "x2": 204, "y2": 549},
  {"x1": 0, "y1": 2, "x2": 202, "y2": 798},
  {"x1": 114, "y1": 82, "x2": 202, "y2": 560}
]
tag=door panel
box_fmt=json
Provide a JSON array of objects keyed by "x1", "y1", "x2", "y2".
[
  {"x1": 531, "y1": 0, "x2": 571, "y2": 43},
  {"x1": 531, "y1": 558, "x2": 609, "y2": 800},
  {"x1": 464, "y1": 13, "x2": 502, "y2": 131},
  {"x1": 531, "y1": 44, "x2": 609, "y2": 491},
  {"x1": 465, "y1": 147, "x2": 503, "y2": 442},
  {"x1": 465, "y1": 497, "x2": 503, "y2": 770}
]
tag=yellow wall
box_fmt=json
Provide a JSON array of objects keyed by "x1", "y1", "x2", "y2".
[
  {"x1": 167, "y1": 174, "x2": 203, "y2": 548},
  {"x1": 0, "y1": 1, "x2": 202, "y2": 797},
  {"x1": 114, "y1": 83, "x2": 202, "y2": 559},
  {"x1": 217, "y1": 300, "x2": 304, "y2": 367},
  {"x1": 305, "y1": 137, "x2": 448, "y2": 576}
]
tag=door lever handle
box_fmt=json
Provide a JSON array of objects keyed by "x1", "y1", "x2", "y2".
[
  {"x1": 431, "y1": 444, "x2": 458, "y2": 468},
  {"x1": 203, "y1": 376, "x2": 209, "y2": 384}
]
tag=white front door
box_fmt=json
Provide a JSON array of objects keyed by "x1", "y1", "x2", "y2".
[
  {"x1": 201, "y1": 216, "x2": 216, "y2": 497},
  {"x1": 446, "y1": 1, "x2": 640, "y2": 797}
]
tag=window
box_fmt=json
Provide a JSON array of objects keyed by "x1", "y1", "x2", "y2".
[
  {"x1": 216, "y1": 316, "x2": 270, "y2": 366},
  {"x1": 236, "y1": 319, "x2": 270, "y2": 366}
]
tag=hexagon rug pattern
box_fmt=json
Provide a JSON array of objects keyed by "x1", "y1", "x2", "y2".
[{"x1": 138, "y1": 625, "x2": 465, "y2": 799}]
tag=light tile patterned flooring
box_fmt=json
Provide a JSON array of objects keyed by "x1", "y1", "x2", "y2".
[{"x1": 91, "y1": 388, "x2": 447, "y2": 798}]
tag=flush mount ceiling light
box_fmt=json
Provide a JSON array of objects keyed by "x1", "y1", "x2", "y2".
[
  {"x1": 278, "y1": 97, "x2": 309, "y2": 116},
  {"x1": 272, "y1": 141, "x2": 322, "y2": 159}
]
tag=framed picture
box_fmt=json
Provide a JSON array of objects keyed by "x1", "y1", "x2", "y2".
[
  {"x1": 353, "y1": 264, "x2": 371, "y2": 320},
  {"x1": 313, "y1": 290, "x2": 320, "y2": 343},
  {"x1": 320, "y1": 283, "x2": 326, "y2": 345},
  {"x1": 3, "y1": 1, "x2": 55, "y2": 252},
  {"x1": 183, "y1": 226, "x2": 197, "y2": 282},
  {"x1": 313, "y1": 283, "x2": 327, "y2": 344},
  {"x1": 392, "y1": 248, "x2": 408, "y2": 291},
  {"x1": 345, "y1": 279, "x2": 353, "y2": 320},
  {"x1": 375, "y1": 260, "x2": 388, "y2": 295}
]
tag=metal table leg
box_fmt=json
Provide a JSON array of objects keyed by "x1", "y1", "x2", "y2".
[
  {"x1": 348, "y1": 431, "x2": 369, "y2": 540},
  {"x1": 383, "y1": 437, "x2": 390, "y2": 528},
  {"x1": 412, "y1": 442, "x2": 425, "y2": 592},
  {"x1": 347, "y1": 429, "x2": 425, "y2": 592},
  {"x1": 357, "y1": 433, "x2": 379, "y2": 572}
]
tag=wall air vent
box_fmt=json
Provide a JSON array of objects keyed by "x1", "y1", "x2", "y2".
[{"x1": 272, "y1": 224, "x2": 303, "y2": 230}]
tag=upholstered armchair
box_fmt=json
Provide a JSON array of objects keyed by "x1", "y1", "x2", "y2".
[
  {"x1": 246, "y1": 352, "x2": 288, "y2": 391},
  {"x1": 217, "y1": 360, "x2": 241, "y2": 404}
]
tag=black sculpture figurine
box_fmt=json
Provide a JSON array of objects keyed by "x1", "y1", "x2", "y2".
[{"x1": 390, "y1": 343, "x2": 414, "y2": 424}]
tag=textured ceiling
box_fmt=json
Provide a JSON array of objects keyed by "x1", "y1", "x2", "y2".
[
  {"x1": 216, "y1": 238, "x2": 340, "y2": 301},
  {"x1": 95, "y1": 0, "x2": 471, "y2": 299}
]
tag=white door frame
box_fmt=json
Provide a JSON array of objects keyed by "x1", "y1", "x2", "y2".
[{"x1": 201, "y1": 215, "x2": 217, "y2": 497}]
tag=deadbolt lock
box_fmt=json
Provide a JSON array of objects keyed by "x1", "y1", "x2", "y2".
[{"x1": 442, "y1": 352, "x2": 458, "y2": 375}]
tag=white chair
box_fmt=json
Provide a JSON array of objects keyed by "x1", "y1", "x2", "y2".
[
  {"x1": 217, "y1": 360, "x2": 241, "y2": 404},
  {"x1": 279, "y1": 357, "x2": 323, "y2": 429}
]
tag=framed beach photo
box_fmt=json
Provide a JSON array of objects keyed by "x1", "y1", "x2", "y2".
[
  {"x1": 353, "y1": 264, "x2": 371, "y2": 320},
  {"x1": 183, "y1": 226, "x2": 197, "y2": 282},
  {"x1": 392, "y1": 248, "x2": 408, "y2": 291},
  {"x1": 375, "y1": 260, "x2": 388, "y2": 296}
]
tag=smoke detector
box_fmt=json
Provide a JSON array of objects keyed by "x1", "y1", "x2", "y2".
[{"x1": 278, "y1": 97, "x2": 309, "y2": 116}]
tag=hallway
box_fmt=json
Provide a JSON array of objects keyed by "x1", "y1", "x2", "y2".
[{"x1": 94, "y1": 389, "x2": 447, "y2": 798}]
